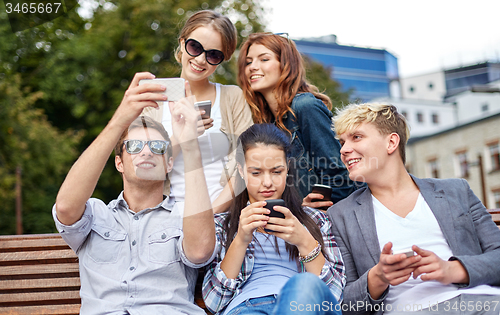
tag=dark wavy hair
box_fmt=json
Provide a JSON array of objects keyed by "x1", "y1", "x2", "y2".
[
  {"x1": 223, "y1": 124, "x2": 329, "y2": 261},
  {"x1": 237, "y1": 33, "x2": 332, "y2": 135}
]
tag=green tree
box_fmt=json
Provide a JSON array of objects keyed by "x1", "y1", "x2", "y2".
[
  {"x1": 0, "y1": 74, "x2": 83, "y2": 235},
  {"x1": 303, "y1": 55, "x2": 351, "y2": 111},
  {"x1": 0, "y1": 0, "x2": 348, "y2": 234}
]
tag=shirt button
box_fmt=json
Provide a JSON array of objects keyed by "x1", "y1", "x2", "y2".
[
  {"x1": 132, "y1": 240, "x2": 137, "y2": 246},
  {"x1": 249, "y1": 255, "x2": 253, "y2": 259},
  {"x1": 130, "y1": 266, "x2": 135, "y2": 271},
  {"x1": 104, "y1": 232, "x2": 110, "y2": 237},
  {"x1": 134, "y1": 216, "x2": 139, "y2": 221},
  {"x1": 161, "y1": 233, "x2": 166, "y2": 239}
]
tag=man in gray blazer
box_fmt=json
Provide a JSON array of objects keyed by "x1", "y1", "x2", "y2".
[{"x1": 328, "y1": 103, "x2": 500, "y2": 315}]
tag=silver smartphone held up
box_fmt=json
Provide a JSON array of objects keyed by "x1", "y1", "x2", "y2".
[
  {"x1": 138, "y1": 78, "x2": 185, "y2": 102},
  {"x1": 194, "y1": 100, "x2": 212, "y2": 119}
]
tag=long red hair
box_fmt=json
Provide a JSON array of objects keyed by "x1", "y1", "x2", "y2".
[{"x1": 238, "y1": 33, "x2": 332, "y2": 134}]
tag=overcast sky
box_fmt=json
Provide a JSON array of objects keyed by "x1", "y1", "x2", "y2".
[{"x1": 262, "y1": 0, "x2": 500, "y2": 78}]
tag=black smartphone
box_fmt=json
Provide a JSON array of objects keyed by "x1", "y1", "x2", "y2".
[
  {"x1": 263, "y1": 199, "x2": 285, "y2": 232},
  {"x1": 195, "y1": 100, "x2": 211, "y2": 119},
  {"x1": 311, "y1": 184, "x2": 333, "y2": 210}
]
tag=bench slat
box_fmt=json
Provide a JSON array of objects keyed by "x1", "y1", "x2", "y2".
[
  {"x1": 0, "y1": 250, "x2": 77, "y2": 265},
  {"x1": 0, "y1": 277, "x2": 80, "y2": 291},
  {"x1": 0, "y1": 304, "x2": 80, "y2": 315},
  {"x1": 0, "y1": 234, "x2": 64, "y2": 241},
  {"x1": 0, "y1": 290, "x2": 80, "y2": 304},
  {"x1": 0, "y1": 238, "x2": 69, "y2": 252},
  {"x1": 490, "y1": 213, "x2": 500, "y2": 224},
  {"x1": 0, "y1": 263, "x2": 79, "y2": 277}
]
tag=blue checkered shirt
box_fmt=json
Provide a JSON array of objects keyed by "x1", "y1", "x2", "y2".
[{"x1": 202, "y1": 207, "x2": 345, "y2": 314}]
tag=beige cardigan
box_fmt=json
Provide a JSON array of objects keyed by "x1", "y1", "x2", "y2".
[{"x1": 142, "y1": 84, "x2": 254, "y2": 195}]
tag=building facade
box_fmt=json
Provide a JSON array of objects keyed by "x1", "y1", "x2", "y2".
[
  {"x1": 401, "y1": 62, "x2": 500, "y2": 101},
  {"x1": 372, "y1": 97, "x2": 456, "y2": 137},
  {"x1": 407, "y1": 113, "x2": 500, "y2": 209},
  {"x1": 294, "y1": 35, "x2": 399, "y2": 102}
]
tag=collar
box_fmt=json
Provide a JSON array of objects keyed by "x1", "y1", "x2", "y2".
[{"x1": 115, "y1": 191, "x2": 174, "y2": 213}]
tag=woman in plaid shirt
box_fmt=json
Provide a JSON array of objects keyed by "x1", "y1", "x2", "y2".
[{"x1": 202, "y1": 124, "x2": 345, "y2": 315}]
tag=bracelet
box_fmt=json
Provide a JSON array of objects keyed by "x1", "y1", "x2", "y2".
[{"x1": 298, "y1": 241, "x2": 321, "y2": 263}]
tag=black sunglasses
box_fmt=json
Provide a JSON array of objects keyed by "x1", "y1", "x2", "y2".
[
  {"x1": 123, "y1": 140, "x2": 169, "y2": 155},
  {"x1": 185, "y1": 38, "x2": 225, "y2": 66}
]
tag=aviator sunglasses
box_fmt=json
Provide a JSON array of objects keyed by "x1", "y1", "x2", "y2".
[
  {"x1": 123, "y1": 140, "x2": 169, "y2": 155},
  {"x1": 184, "y1": 38, "x2": 225, "y2": 66}
]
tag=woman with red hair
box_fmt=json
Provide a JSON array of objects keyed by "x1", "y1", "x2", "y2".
[{"x1": 237, "y1": 33, "x2": 357, "y2": 208}]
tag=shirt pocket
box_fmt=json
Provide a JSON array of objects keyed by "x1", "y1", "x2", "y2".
[
  {"x1": 87, "y1": 224, "x2": 127, "y2": 264},
  {"x1": 148, "y1": 227, "x2": 182, "y2": 265}
]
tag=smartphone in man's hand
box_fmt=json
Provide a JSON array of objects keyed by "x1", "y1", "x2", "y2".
[{"x1": 138, "y1": 78, "x2": 185, "y2": 102}]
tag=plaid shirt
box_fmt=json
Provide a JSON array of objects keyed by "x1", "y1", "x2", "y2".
[{"x1": 202, "y1": 207, "x2": 346, "y2": 314}]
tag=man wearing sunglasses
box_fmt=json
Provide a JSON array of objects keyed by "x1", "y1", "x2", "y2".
[{"x1": 52, "y1": 72, "x2": 215, "y2": 315}]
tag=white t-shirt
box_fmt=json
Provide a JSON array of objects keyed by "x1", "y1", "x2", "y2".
[
  {"x1": 162, "y1": 83, "x2": 230, "y2": 202},
  {"x1": 373, "y1": 193, "x2": 500, "y2": 312}
]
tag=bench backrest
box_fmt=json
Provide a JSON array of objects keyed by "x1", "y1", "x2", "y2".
[{"x1": 0, "y1": 234, "x2": 81, "y2": 315}]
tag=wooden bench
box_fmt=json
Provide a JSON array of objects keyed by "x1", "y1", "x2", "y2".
[
  {"x1": 0, "y1": 234, "x2": 211, "y2": 315},
  {"x1": 0, "y1": 234, "x2": 80, "y2": 315},
  {"x1": 488, "y1": 209, "x2": 500, "y2": 228}
]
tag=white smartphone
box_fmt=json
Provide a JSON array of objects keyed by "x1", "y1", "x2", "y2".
[
  {"x1": 393, "y1": 248, "x2": 415, "y2": 258},
  {"x1": 138, "y1": 78, "x2": 185, "y2": 102}
]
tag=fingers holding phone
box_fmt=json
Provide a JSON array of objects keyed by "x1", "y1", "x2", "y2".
[
  {"x1": 194, "y1": 100, "x2": 214, "y2": 134},
  {"x1": 303, "y1": 184, "x2": 333, "y2": 211},
  {"x1": 237, "y1": 201, "x2": 270, "y2": 244},
  {"x1": 114, "y1": 72, "x2": 170, "y2": 127}
]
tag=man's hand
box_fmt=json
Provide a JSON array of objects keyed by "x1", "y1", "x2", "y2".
[
  {"x1": 111, "y1": 72, "x2": 167, "y2": 130},
  {"x1": 411, "y1": 245, "x2": 469, "y2": 285},
  {"x1": 168, "y1": 81, "x2": 201, "y2": 151},
  {"x1": 367, "y1": 242, "x2": 421, "y2": 299}
]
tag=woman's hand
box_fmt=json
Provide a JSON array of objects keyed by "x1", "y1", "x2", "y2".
[
  {"x1": 197, "y1": 115, "x2": 214, "y2": 136},
  {"x1": 264, "y1": 205, "x2": 316, "y2": 252},
  {"x1": 235, "y1": 201, "x2": 269, "y2": 245},
  {"x1": 302, "y1": 193, "x2": 333, "y2": 211}
]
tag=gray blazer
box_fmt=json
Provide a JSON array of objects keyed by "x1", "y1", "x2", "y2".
[{"x1": 328, "y1": 175, "x2": 500, "y2": 315}]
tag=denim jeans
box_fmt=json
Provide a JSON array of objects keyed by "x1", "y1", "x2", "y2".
[{"x1": 226, "y1": 273, "x2": 341, "y2": 315}]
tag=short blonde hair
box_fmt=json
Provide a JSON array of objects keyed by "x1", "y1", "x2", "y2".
[{"x1": 333, "y1": 103, "x2": 410, "y2": 164}]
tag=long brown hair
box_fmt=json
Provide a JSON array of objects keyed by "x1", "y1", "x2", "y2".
[
  {"x1": 223, "y1": 124, "x2": 330, "y2": 262},
  {"x1": 238, "y1": 33, "x2": 332, "y2": 134}
]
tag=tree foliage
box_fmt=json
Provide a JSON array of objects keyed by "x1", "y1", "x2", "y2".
[
  {"x1": 0, "y1": 0, "x2": 348, "y2": 234},
  {"x1": 0, "y1": 75, "x2": 83, "y2": 234}
]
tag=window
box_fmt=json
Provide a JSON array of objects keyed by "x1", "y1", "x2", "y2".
[
  {"x1": 456, "y1": 151, "x2": 469, "y2": 178},
  {"x1": 482, "y1": 103, "x2": 489, "y2": 112},
  {"x1": 417, "y1": 112, "x2": 424, "y2": 123},
  {"x1": 401, "y1": 111, "x2": 408, "y2": 119},
  {"x1": 432, "y1": 113, "x2": 439, "y2": 124},
  {"x1": 489, "y1": 142, "x2": 500, "y2": 171},
  {"x1": 428, "y1": 159, "x2": 439, "y2": 178},
  {"x1": 409, "y1": 86, "x2": 415, "y2": 93},
  {"x1": 494, "y1": 190, "x2": 500, "y2": 209},
  {"x1": 428, "y1": 82, "x2": 434, "y2": 90}
]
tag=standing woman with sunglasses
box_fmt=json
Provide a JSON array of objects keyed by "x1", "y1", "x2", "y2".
[
  {"x1": 237, "y1": 33, "x2": 358, "y2": 209},
  {"x1": 143, "y1": 10, "x2": 253, "y2": 212}
]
